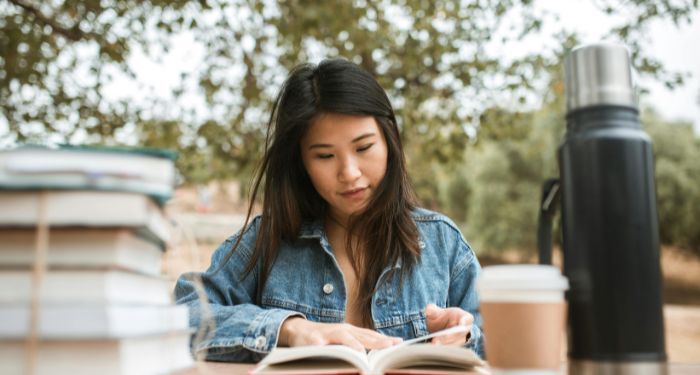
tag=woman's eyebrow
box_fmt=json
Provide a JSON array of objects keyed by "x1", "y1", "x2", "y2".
[
  {"x1": 308, "y1": 143, "x2": 332, "y2": 150},
  {"x1": 351, "y1": 132, "x2": 375, "y2": 143},
  {"x1": 307, "y1": 133, "x2": 376, "y2": 150}
]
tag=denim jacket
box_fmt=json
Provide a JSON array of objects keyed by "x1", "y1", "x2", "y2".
[{"x1": 174, "y1": 207, "x2": 484, "y2": 362}]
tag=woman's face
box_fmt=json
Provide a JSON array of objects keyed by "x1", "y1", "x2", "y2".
[{"x1": 301, "y1": 113, "x2": 388, "y2": 224}]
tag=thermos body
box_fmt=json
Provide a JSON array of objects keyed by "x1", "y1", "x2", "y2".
[
  {"x1": 559, "y1": 106, "x2": 666, "y2": 361},
  {"x1": 530, "y1": 43, "x2": 671, "y2": 373}
]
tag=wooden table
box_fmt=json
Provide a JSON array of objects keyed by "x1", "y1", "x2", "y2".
[{"x1": 181, "y1": 361, "x2": 700, "y2": 374}]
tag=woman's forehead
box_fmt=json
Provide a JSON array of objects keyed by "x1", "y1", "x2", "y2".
[{"x1": 302, "y1": 113, "x2": 381, "y2": 144}]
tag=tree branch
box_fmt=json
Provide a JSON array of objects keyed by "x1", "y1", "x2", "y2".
[{"x1": 7, "y1": 0, "x2": 88, "y2": 41}]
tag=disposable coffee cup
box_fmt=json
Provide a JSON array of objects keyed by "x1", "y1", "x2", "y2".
[{"x1": 478, "y1": 265, "x2": 569, "y2": 374}]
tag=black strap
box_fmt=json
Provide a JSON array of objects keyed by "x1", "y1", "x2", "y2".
[{"x1": 538, "y1": 178, "x2": 560, "y2": 265}]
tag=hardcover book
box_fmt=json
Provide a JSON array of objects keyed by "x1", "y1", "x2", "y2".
[
  {"x1": 0, "y1": 270, "x2": 173, "y2": 305},
  {"x1": 0, "y1": 145, "x2": 177, "y2": 203},
  {"x1": 0, "y1": 331, "x2": 194, "y2": 375},
  {"x1": 0, "y1": 228, "x2": 163, "y2": 276},
  {"x1": 0, "y1": 304, "x2": 189, "y2": 339},
  {"x1": 0, "y1": 190, "x2": 170, "y2": 248}
]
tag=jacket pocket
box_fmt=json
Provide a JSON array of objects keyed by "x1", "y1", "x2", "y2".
[
  {"x1": 410, "y1": 315, "x2": 430, "y2": 338},
  {"x1": 376, "y1": 313, "x2": 429, "y2": 339}
]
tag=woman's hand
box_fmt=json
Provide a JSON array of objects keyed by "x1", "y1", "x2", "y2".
[
  {"x1": 425, "y1": 304, "x2": 473, "y2": 345},
  {"x1": 278, "y1": 317, "x2": 402, "y2": 352}
]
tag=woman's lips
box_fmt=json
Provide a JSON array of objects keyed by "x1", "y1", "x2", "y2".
[{"x1": 340, "y1": 187, "x2": 367, "y2": 199}]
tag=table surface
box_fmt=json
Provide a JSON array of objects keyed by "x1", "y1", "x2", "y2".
[{"x1": 180, "y1": 361, "x2": 700, "y2": 374}]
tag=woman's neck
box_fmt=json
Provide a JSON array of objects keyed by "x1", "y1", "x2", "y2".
[
  {"x1": 327, "y1": 213, "x2": 348, "y2": 231},
  {"x1": 325, "y1": 213, "x2": 360, "y2": 259}
]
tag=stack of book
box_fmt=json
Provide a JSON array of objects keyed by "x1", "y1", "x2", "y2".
[{"x1": 0, "y1": 145, "x2": 194, "y2": 374}]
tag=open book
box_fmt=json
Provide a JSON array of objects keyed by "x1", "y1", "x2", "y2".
[{"x1": 252, "y1": 326, "x2": 486, "y2": 375}]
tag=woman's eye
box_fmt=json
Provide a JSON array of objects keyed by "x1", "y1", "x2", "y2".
[
  {"x1": 357, "y1": 143, "x2": 373, "y2": 152},
  {"x1": 317, "y1": 153, "x2": 333, "y2": 159}
]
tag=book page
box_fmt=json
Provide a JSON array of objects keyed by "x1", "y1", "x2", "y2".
[
  {"x1": 254, "y1": 345, "x2": 370, "y2": 374},
  {"x1": 368, "y1": 344, "x2": 483, "y2": 373},
  {"x1": 366, "y1": 325, "x2": 469, "y2": 360},
  {"x1": 388, "y1": 325, "x2": 470, "y2": 350},
  {"x1": 366, "y1": 327, "x2": 482, "y2": 373}
]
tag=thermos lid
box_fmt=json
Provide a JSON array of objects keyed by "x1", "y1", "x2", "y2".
[{"x1": 565, "y1": 43, "x2": 638, "y2": 112}]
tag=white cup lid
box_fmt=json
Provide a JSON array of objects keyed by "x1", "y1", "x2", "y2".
[{"x1": 478, "y1": 264, "x2": 569, "y2": 292}]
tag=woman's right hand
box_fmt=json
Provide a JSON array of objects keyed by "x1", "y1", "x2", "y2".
[{"x1": 278, "y1": 317, "x2": 402, "y2": 352}]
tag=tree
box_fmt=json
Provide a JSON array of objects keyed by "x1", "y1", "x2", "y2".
[
  {"x1": 459, "y1": 92, "x2": 564, "y2": 253},
  {"x1": 643, "y1": 109, "x2": 700, "y2": 255},
  {"x1": 2, "y1": 0, "x2": 698, "y2": 186},
  {"x1": 0, "y1": 0, "x2": 196, "y2": 141},
  {"x1": 446, "y1": 86, "x2": 700, "y2": 256}
]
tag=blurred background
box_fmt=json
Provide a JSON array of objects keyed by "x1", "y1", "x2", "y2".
[{"x1": 1, "y1": 0, "x2": 699, "y2": 363}]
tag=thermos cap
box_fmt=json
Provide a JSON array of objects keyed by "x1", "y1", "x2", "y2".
[{"x1": 565, "y1": 43, "x2": 638, "y2": 112}]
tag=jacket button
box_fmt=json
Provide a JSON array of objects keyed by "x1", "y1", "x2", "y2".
[
  {"x1": 255, "y1": 336, "x2": 267, "y2": 349},
  {"x1": 323, "y1": 283, "x2": 334, "y2": 294}
]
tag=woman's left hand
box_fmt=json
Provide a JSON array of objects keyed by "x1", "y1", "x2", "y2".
[{"x1": 424, "y1": 304, "x2": 473, "y2": 345}]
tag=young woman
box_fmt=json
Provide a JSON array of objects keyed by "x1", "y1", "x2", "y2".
[{"x1": 174, "y1": 58, "x2": 484, "y2": 362}]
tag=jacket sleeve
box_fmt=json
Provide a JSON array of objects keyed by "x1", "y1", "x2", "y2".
[
  {"x1": 448, "y1": 238, "x2": 485, "y2": 359},
  {"x1": 173, "y1": 218, "x2": 304, "y2": 362}
]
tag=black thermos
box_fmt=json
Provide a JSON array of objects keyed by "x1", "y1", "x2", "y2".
[{"x1": 539, "y1": 43, "x2": 667, "y2": 374}]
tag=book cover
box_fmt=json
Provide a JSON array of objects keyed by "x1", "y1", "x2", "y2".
[
  {"x1": 0, "y1": 304, "x2": 189, "y2": 339},
  {"x1": 0, "y1": 270, "x2": 173, "y2": 305},
  {"x1": 0, "y1": 190, "x2": 170, "y2": 248},
  {"x1": 0, "y1": 228, "x2": 163, "y2": 276},
  {"x1": 0, "y1": 145, "x2": 177, "y2": 203},
  {"x1": 0, "y1": 331, "x2": 194, "y2": 375}
]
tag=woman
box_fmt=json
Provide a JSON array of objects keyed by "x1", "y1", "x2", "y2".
[{"x1": 174, "y1": 58, "x2": 484, "y2": 362}]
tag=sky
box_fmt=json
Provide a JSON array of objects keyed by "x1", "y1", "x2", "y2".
[
  {"x1": 538, "y1": 0, "x2": 700, "y2": 130},
  {"x1": 639, "y1": 12, "x2": 700, "y2": 129}
]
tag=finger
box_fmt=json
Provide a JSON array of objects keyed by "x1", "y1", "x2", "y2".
[
  {"x1": 352, "y1": 326, "x2": 403, "y2": 342},
  {"x1": 357, "y1": 333, "x2": 400, "y2": 349},
  {"x1": 293, "y1": 330, "x2": 327, "y2": 347},
  {"x1": 352, "y1": 327, "x2": 402, "y2": 349},
  {"x1": 431, "y1": 326, "x2": 472, "y2": 346},
  {"x1": 336, "y1": 331, "x2": 365, "y2": 353},
  {"x1": 425, "y1": 304, "x2": 450, "y2": 331},
  {"x1": 336, "y1": 324, "x2": 397, "y2": 351},
  {"x1": 435, "y1": 314, "x2": 472, "y2": 345},
  {"x1": 441, "y1": 308, "x2": 473, "y2": 329},
  {"x1": 432, "y1": 336, "x2": 466, "y2": 346},
  {"x1": 425, "y1": 304, "x2": 445, "y2": 322},
  {"x1": 458, "y1": 314, "x2": 473, "y2": 327},
  {"x1": 425, "y1": 303, "x2": 440, "y2": 317}
]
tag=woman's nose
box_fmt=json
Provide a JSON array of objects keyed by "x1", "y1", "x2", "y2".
[{"x1": 338, "y1": 157, "x2": 362, "y2": 182}]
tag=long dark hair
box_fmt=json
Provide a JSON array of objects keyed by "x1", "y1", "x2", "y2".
[{"x1": 228, "y1": 58, "x2": 420, "y2": 327}]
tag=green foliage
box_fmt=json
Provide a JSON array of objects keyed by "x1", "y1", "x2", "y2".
[
  {"x1": 457, "y1": 98, "x2": 563, "y2": 254},
  {"x1": 644, "y1": 109, "x2": 700, "y2": 254},
  {"x1": 1, "y1": 0, "x2": 193, "y2": 143},
  {"x1": 444, "y1": 102, "x2": 700, "y2": 256}
]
